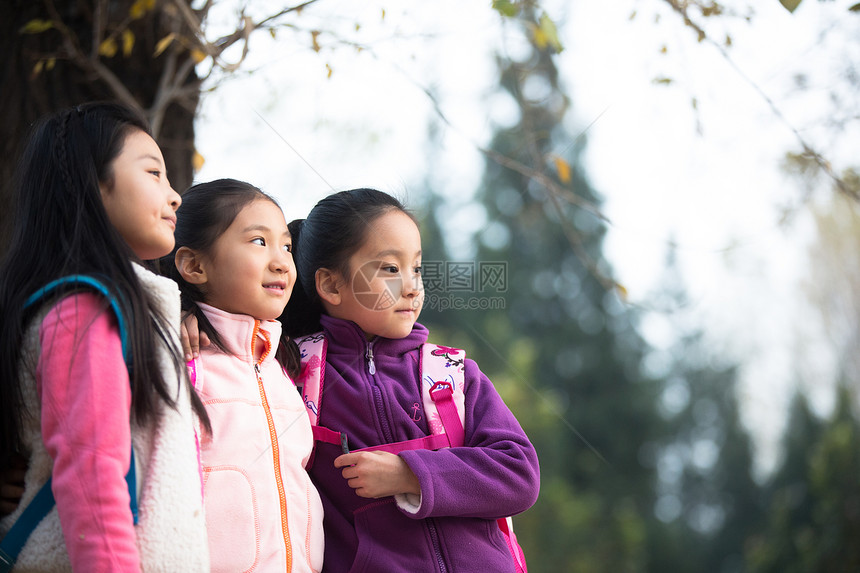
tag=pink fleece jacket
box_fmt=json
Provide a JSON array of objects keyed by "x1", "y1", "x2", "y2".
[
  {"x1": 38, "y1": 293, "x2": 140, "y2": 570},
  {"x1": 0, "y1": 265, "x2": 210, "y2": 572},
  {"x1": 192, "y1": 303, "x2": 324, "y2": 573}
]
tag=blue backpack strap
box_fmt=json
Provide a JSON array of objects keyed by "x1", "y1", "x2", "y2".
[{"x1": 0, "y1": 276, "x2": 138, "y2": 572}]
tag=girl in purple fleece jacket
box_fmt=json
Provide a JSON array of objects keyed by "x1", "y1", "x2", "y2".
[{"x1": 283, "y1": 188, "x2": 540, "y2": 573}]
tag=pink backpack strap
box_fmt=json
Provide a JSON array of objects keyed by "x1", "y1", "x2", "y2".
[
  {"x1": 295, "y1": 333, "x2": 327, "y2": 427},
  {"x1": 296, "y1": 333, "x2": 345, "y2": 458},
  {"x1": 420, "y1": 344, "x2": 466, "y2": 446}
]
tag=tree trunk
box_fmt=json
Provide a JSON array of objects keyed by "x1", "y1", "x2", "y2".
[{"x1": 0, "y1": 0, "x2": 199, "y2": 255}]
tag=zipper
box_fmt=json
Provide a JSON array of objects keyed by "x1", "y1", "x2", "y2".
[
  {"x1": 252, "y1": 323, "x2": 293, "y2": 571},
  {"x1": 366, "y1": 340, "x2": 376, "y2": 375},
  {"x1": 366, "y1": 339, "x2": 396, "y2": 443},
  {"x1": 427, "y1": 519, "x2": 447, "y2": 573}
]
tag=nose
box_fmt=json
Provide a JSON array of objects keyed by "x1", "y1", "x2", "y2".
[
  {"x1": 270, "y1": 248, "x2": 292, "y2": 274},
  {"x1": 168, "y1": 184, "x2": 181, "y2": 211},
  {"x1": 402, "y1": 271, "x2": 422, "y2": 298}
]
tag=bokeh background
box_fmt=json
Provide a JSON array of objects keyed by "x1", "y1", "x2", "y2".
[{"x1": 3, "y1": 0, "x2": 860, "y2": 570}]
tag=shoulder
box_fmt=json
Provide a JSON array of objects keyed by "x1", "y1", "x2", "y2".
[{"x1": 41, "y1": 292, "x2": 117, "y2": 332}]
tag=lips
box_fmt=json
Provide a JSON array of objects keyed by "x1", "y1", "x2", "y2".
[
  {"x1": 163, "y1": 215, "x2": 177, "y2": 229},
  {"x1": 263, "y1": 281, "x2": 287, "y2": 293}
]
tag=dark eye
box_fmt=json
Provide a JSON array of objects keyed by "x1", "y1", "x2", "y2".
[
  {"x1": 149, "y1": 170, "x2": 161, "y2": 178},
  {"x1": 252, "y1": 237, "x2": 265, "y2": 246},
  {"x1": 383, "y1": 265, "x2": 398, "y2": 273},
  {"x1": 414, "y1": 266, "x2": 422, "y2": 275},
  {"x1": 284, "y1": 244, "x2": 292, "y2": 253}
]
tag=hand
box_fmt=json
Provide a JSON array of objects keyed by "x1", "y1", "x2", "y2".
[
  {"x1": 0, "y1": 455, "x2": 27, "y2": 516},
  {"x1": 334, "y1": 451, "x2": 421, "y2": 499},
  {"x1": 180, "y1": 312, "x2": 210, "y2": 361}
]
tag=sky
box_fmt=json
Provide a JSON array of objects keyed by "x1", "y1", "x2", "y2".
[{"x1": 194, "y1": 0, "x2": 859, "y2": 476}]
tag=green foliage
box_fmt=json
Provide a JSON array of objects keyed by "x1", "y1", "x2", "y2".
[
  {"x1": 748, "y1": 386, "x2": 860, "y2": 572},
  {"x1": 779, "y1": 0, "x2": 802, "y2": 13}
]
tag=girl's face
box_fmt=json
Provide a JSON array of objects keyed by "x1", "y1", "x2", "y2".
[
  {"x1": 99, "y1": 129, "x2": 181, "y2": 260},
  {"x1": 199, "y1": 199, "x2": 295, "y2": 320},
  {"x1": 325, "y1": 210, "x2": 423, "y2": 340}
]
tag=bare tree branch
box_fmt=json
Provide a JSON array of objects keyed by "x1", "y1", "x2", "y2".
[{"x1": 660, "y1": 0, "x2": 858, "y2": 201}]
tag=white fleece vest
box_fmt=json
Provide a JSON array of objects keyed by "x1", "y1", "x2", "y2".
[{"x1": 0, "y1": 265, "x2": 210, "y2": 572}]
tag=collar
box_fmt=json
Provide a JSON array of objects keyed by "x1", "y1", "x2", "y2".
[
  {"x1": 319, "y1": 314, "x2": 428, "y2": 357},
  {"x1": 198, "y1": 302, "x2": 282, "y2": 364}
]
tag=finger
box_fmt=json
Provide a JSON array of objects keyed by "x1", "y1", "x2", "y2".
[
  {"x1": 0, "y1": 500, "x2": 19, "y2": 515},
  {"x1": 184, "y1": 314, "x2": 201, "y2": 358},
  {"x1": 1, "y1": 469, "x2": 25, "y2": 486},
  {"x1": 334, "y1": 453, "x2": 358, "y2": 469},
  {"x1": 180, "y1": 324, "x2": 193, "y2": 361},
  {"x1": 199, "y1": 330, "x2": 211, "y2": 348},
  {"x1": 0, "y1": 484, "x2": 25, "y2": 498}
]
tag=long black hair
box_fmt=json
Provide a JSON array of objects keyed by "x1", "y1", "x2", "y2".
[
  {"x1": 283, "y1": 188, "x2": 413, "y2": 339},
  {"x1": 160, "y1": 178, "x2": 301, "y2": 378},
  {"x1": 0, "y1": 102, "x2": 208, "y2": 466}
]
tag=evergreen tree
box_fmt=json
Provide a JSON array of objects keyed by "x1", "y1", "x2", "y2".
[
  {"x1": 646, "y1": 246, "x2": 763, "y2": 573},
  {"x1": 421, "y1": 5, "x2": 665, "y2": 570},
  {"x1": 748, "y1": 385, "x2": 860, "y2": 572}
]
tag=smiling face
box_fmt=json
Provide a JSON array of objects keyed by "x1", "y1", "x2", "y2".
[
  {"x1": 99, "y1": 128, "x2": 181, "y2": 260},
  {"x1": 198, "y1": 199, "x2": 295, "y2": 320},
  {"x1": 323, "y1": 209, "x2": 423, "y2": 340}
]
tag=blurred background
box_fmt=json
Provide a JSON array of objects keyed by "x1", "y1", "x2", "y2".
[{"x1": 3, "y1": 0, "x2": 860, "y2": 570}]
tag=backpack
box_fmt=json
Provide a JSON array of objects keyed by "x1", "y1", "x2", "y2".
[
  {"x1": 0, "y1": 276, "x2": 139, "y2": 573},
  {"x1": 295, "y1": 333, "x2": 528, "y2": 573}
]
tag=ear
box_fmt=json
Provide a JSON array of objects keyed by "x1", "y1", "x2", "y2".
[
  {"x1": 175, "y1": 246, "x2": 208, "y2": 285},
  {"x1": 315, "y1": 267, "x2": 343, "y2": 306}
]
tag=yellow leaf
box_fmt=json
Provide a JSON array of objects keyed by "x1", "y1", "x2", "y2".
[
  {"x1": 130, "y1": 0, "x2": 156, "y2": 19},
  {"x1": 652, "y1": 76, "x2": 674, "y2": 86},
  {"x1": 20, "y1": 19, "x2": 53, "y2": 34},
  {"x1": 32, "y1": 60, "x2": 44, "y2": 77},
  {"x1": 381, "y1": 8, "x2": 385, "y2": 20},
  {"x1": 191, "y1": 49, "x2": 206, "y2": 63},
  {"x1": 269, "y1": 28, "x2": 277, "y2": 39},
  {"x1": 553, "y1": 156, "x2": 572, "y2": 184},
  {"x1": 326, "y1": 63, "x2": 333, "y2": 79},
  {"x1": 537, "y1": 13, "x2": 564, "y2": 53},
  {"x1": 615, "y1": 283, "x2": 629, "y2": 302},
  {"x1": 311, "y1": 30, "x2": 321, "y2": 53},
  {"x1": 192, "y1": 150, "x2": 205, "y2": 172},
  {"x1": 531, "y1": 25, "x2": 548, "y2": 50},
  {"x1": 45, "y1": 57, "x2": 56, "y2": 70},
  {"x1": 99, "y1": 37, "x2": 118, "y2": 58},
  {"x1": 779, "y1": 0, "x2": 802, "y2": 13},
  {"x1": 122, "y1": 29, "x2": 135, "y2": 57},
  {"x1": 154, "y1": 33, "x2": 175, "y2": 57}
]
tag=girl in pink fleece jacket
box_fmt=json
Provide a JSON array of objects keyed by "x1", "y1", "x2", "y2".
[
  {"x1": 162, "y1": 178, "x2": 324, "y2": 573},
  {"x1": 0, "y1": 102, "x2": 211, "y2": 572}
]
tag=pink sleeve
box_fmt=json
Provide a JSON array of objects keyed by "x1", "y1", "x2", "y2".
[{"x1": 37, "y1": 293, "x2": 140, "y2": 572}]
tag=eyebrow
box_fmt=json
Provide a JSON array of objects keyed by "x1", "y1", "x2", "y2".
[
  {"x1": 242, "y1": 224, "x2": 290, "y2": 237},
  {"x1": 138, "y1": 153, "x2": 167, "y2": 175},
  {"x1": 138, "y1": 153, "x2": 164, "y2": 165},
  {"x1": 375, "y1": 249, "x2": 422, "y2": 258}
]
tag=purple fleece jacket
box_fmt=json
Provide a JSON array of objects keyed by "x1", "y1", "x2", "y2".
[{"x1": 311, "y1": 315, "x2": 540, "y2": 573}]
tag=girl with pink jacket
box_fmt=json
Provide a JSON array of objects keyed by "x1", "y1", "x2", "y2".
[{"x1": 161, "y1": 178, "x2": 324, "y2": 573}]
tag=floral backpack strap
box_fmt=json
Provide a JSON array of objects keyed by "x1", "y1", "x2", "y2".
[
  {"x1": 422, "y1": 343, "x2": 528, "y2": 573},
  {"x1": 420, "y1": 344, "x2": 467, "y2": 447},
  {"x1": 295, "y1": 333, "x2": 345, "y2": 453}
]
